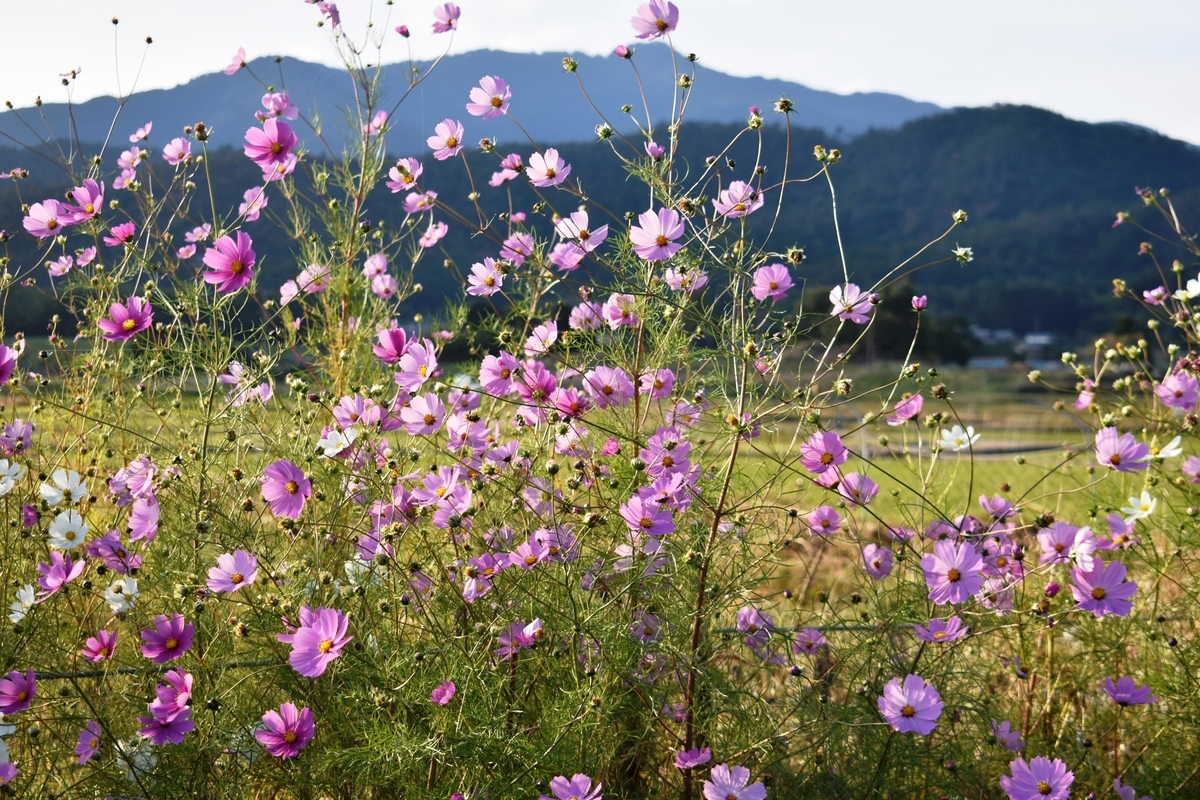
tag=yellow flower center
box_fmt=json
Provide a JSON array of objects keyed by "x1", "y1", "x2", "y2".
[
  {"x1": 285, "y1": 481, "x2": 299, "y2": 494},
  {"x1": 165, "y1": 638, "x2": 179, "y2": 650},
  {"x1": 1091, "y1": 587, "x2": 1107, "y2": 600},
  {"x1": 230, "y1": 572, "x2": 244, "y2": 584},
  {"x1": 229, "y1": 260, "x2": 245, "y2": 275},
  {"x1": 901, "y1": 704, "x2": 915, "y2": 717},
  {"x1": 122, "y1": 318, "x2": 137, "y2": 331},
  {"x1": 490, "y1": 96, "x2": 503, "y2": 108},
  {"x1": 946, "y1": 568, "x2": 961, "y2": 583},
  {"x1": 445, "y1": 136, "x2": 459, "y2": 148},
  {"x1": 655, "y1": 234, "x2": 669, "y2": 247},
  {"x1": 284, "y1": 731, "x2": 298, "y2": 743},
  {"x1": 270, "y1": 142, "x2": 283, "y2": 154},
  {"x1": 318, "y1": 639, "x2": 334, "y2": 654}
]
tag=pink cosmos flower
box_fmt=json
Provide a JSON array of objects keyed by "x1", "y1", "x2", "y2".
[
  {"x1": 0, "y1": 670, "x2": 34, "y2": 714},
  {"x1": 990, "y1": 719, "x2": 1024, "y2": 751},
  {"x1": 224, "y1": 47, "x2": 246, "y2": 75},
  {"x1": 36, "y1": 551, "x2": 85, "y2": 600},
  {"x1": 602, "y1": 293, "x2": 639, "y2": 329},
  {"x1": 527, "y1": 148, "x2": 571, "y2": 187},
  {"x1": 48, "y1": 255, "x2": 73, "y2": 277},
  {"x1": 82, "y1": 629, "x2": 118, "y2": 662},
  {"x1": 645, "y1": 140, "x2": 666, "y2": 159},
  {"x1": 999, "y1": 757, "x2": 1073, "y2": 800},
  {"x1": 664, "y1": 267, "x2": 708, "y2": 292},
  {"x1": 713, "y1": 181, "x2": 763, "y2": 218},
  {"x1": 500, "y1": 232, "x2": 535, "y2": 265},
  {"x1": 1095, "y1": 426, "x2": 1149, "y2": 472},
  {"x1": 427, "y1": 119, "x2": 465, "y2": 161},
  {"x1": 372, "y1": 274, "x2": 398, "y2": 299},
  {"x1": 244, "y1": 119, "x2": 298, "y2": 169},
  {"x1": 805, "y1": 505, "x2": 841, "y2": 536},
  {"x1": 830, "y1": 283, "x2": 872, "y2": 323},
  {"x1": 1143, "y1": 285, "x2": 1168, "y2": 305},
  {"x1": 430, "y1": 680, "x2": 456, "y2": 705},
  {"x1": 419, "y1": 220, "x2": 448, "y2": 248},
  {"x1": 178, "y1": 244, "x2": 197, "y2": 259},
  {"x1": 1113, "y1": 777, "x2": 1151, "y2": 800},
  {"x1": 1073, "y1": 379, "x2": 1095, "y2": 410},
  {"x1": 1071, "y1": 558, "x2": 1136, "y2": 617},
  {"x1": 467, "y1": 76, "x2": 511, "y2": 119},
  {"x1": 838, "y1": 472, "x2": 878, "y2": 505},
  {"x1": 862, "y1": 544, "x2": 894, "y2": 579},
  {"x1": 261, "y1": 92, "x2": 299, "y2": 120},
  {"x1": 431, "y1": 2, "x2": 461, "y2": 33},
  {"x1": 98, "y1": 296, "x2": 153, "y2": 342},
  {"x1": 569, "y1": 301, "x2": 603, "y2": 330},
  {"x1": 490, "y1": 152, "x2": 523, "y2": 186},
  {"x1": 632, "y1": 0, "x2": 679, "y2": 40},
  {"x1": 467, "y1": 258, "x2": 504, "y2": 296},
  {"x1": 206, "y1": 549, "x2": 258, "y2": 593},
  {"x1": 799, "y1": 431, "x2": 847, "y2": 475},
  {"x1": 1155, "y1": 371, "x2": 1199, "y2": 410},
  {"x1": 584, "y1": 365, "x2": 635, "y2": 408},
  {"x1": 912, "y1": 294, "x2": 928, "y2": 310},
  {"x1": 239, "y1": 187, "x2": 269, "y2": 222},
  {"x1": 555, "y1": 210, "x2": 608, "y2": 252},
  {"x1": 540, "y1": 775, "x2": 602, "y2": 800},
  {"x1": 138, "y1": 707, "x2": 194, "y2": 745},
  {"x1": 629, "y1": 207, "x2": 684, "y2": 261},
  {"x1": 750, "y1": 264, "x2": 792, "y2": 301},
  {"x1": 400, "y1": 393, "x2": 446, "y2": 436},
  {"x1": 385, "y1": 158, "x2": 423, "y2": 193},
  {"x1": 396, "y1": 339, "x2": 439, "y2": 392},
  {"x1": 479, "y1": 351, "x2": 519, "y2": 394},
  {"x1": 65, "y1": 179, "x2": 105, "y2": 222},
  {"x1": 297, "y1": 263, "x2": 330, "y2": 294},
  {"x1": 792, "y1": 628, "x2": 828, "y2": 655},
  {"x1": 202, "y1": 231, "x2": 256, "y2": 293},
  {"x1": 495, "y1": 618, "x2": 543, "y2": 660},
  {"x1": 675, "y1": 747, "x2": 713, "y2": 770},
  {"x1": 261, "y1": 459, "x2": 311, "y2": 519},
  {"x1": 103, "y1": 221, "x2": 137, "y2": 247},
  {"x1": 163, "y1": 138, "x2": 191, "y2": 165},
  {"x1": 374, "y1": 327, "x2": 412, "y2": 364},
  {"x1": 76, "y1": 720, "x2": 102, "y2": 765},
  {"x1": 922, "y1": 539, "x2": 985, "y2": 604},
  {"x1": 701, "y1": 764, "x2": 765, "y2": 800},
  {"x1": 363, "y1": 109, "x2": 387, "y2": 136},
  {"x1": 256, "y1": 702, "x2": 315, "y2": 758},
  {"x1": 282, "y1": 606, "x2": 352, "y2": 678},
  {"x1": 263, "y1": 153, "x2": 298, "y2": 182},
  {"x1": 887, "y1": 394, "x2": 923, "y2": 425},
  {"x1": 1103, "y1": 676, "x2": 1157, "y2": 706},
  {"x1": 140, "y1": 613, "x2": 194, "y2": 663},
  {"x1": 878, "y1": 674, "x2": 943, "y2": 735},
  {"x1": 914, "y1": 616, "x2": 968, "y2": 643},
  {"x1": 525, "y1": 321, "x2": 557, "y2": 356},
  {"x1": 130, "y1": 122, "x2": 152, "y2": 142}
]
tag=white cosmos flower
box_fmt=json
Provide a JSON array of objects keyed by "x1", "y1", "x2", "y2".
[
  {"x1": 39, "y1": 468, "x2": 87, "y2": 506},
  {"x1": 48, "y1": 509, "x2": 88, "y2": 549},
  {"x1": 0, "y1": 459, "x2": 25, "y2": 497},
  {"x1": 1069, "y1": 527, "x2": 1099, "y2": 572},
  {"x1": 104, "y1": 576, "x2": 139, "y2": 614},
  {"x1": 1121, "y1": 490, "x2": 1157, "y2": 523},
  {"x1": 1148, "y1": 435, "x2": 1183, "y2": 460},
  {"x1": 316, "y1": 427, "x2": 358, "y2": 458},
  {"x1": 1175, "y1": 276, "x2": 1200, "y2": 301},
  {"x1": 7, "y1": 584, "x2": 35, "y2": 624},
  {"x1": 939, "y1": 424, "x2": 980, "y2": 452}
]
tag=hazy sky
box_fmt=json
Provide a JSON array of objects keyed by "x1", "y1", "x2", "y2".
[{"x1": 5, "y1": 0, "x2": 1198, "y2": 142}]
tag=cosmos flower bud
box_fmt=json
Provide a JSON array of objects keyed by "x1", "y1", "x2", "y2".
[
  {"x1": 613, "y1": 44, "x2": 632, "y2": 58},
  {"x1": 396, "y1": 24, "x2": 410, "y2": 37}
]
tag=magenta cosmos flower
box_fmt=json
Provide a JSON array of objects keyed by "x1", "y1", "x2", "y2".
[
  {"x1": 701, "y1": 764, "x2": 766, "y2": 800},
  {"x1": 467, "y1": 76, "x2": 511, "y2": 119},
  {"x1": 1103, "y1": 676, "x2": 1157, "y2": 706},
  {"x1": 999, "y1": 756, "x2": 1073, "y2": 800},
  {"x1": 98, "y1": 296, "x2": 153, "y2": 342},
  {"x1": 540, "y1": 774, "x2": 602, "y2": 800},
  {"x1": 632, "y1": 0, "x2": 679, "y2": 40},
  {"x1": 256, "y1": 702, "x2": 315, "y2": 758},
  {"x1": 921, "y1": 539, "x2": 985, "y2": 605},
  {"x1": 66, "y1": 178, "x2": 105, "y2": 222},
  {"x1": 138, "y1": 707, "x2": 194, "y2": 745},
  {"x1": 1071, "y1": 558, "x2": 1136, "y2": 618},
  {"x1": 207, "y1": 549, "x2": 258, "y2": 593},
  {"x1": 427, "y1": 119, "x2": 464, "y2": 161},
  {"x1": 36, "y1": 550, "x2": 85, "y2": 599},
  {"x1": 76, "y1": 720, "x2": 102, "y2": 765},
  {"x1": 244, "y1": 118, "x2": 298, "y2": 170},
  {"x1": 82, "y1": 629, "x2": 118, "y2": 662},
  {"x1": 862, "y1": 544, "x2": 894, "y2": 579},
  {"x1": 261, "y1": 459, "x2": 311, "y2": 519},
  {"x1": 675, "y1": 747, "x2": 713, "y2": 769},
  {"x1": 103, "y1": 221, "x2": 137, "y2": 247},
  {"x1": 887, "y1": 394, "x2": 923, "y2": 425},
  {"x1": 799, "y1": 430, "x2": 848, "y2": 475},
  {"x1": 750, "y1": 264, "x2": 793, "y2": 302},
  {"x1": 914, "y1": 616, "x2": 968, "y2": 643},
  {"x1": 629, "y1": 207, "x2": 684, "y2": 261},
  {"x1": 431, "y1": 2, "x2": 460, "y2": 33},
  {"x1": 793, "y1": 628, "x2": 828, "y2": 655},
  {"x1": 281, "y1": 606, "x2": 352, "y2": 678},
  {"x1": 140, "y1": 613, "x2": 194, "y2": 663},
  {"x1": 527, "y1": 148, "x2": 571, "y2": 187},
  {"x1": 430, "y1": 680, "x2": 456, "y2": 705},
  {"x1": 0, "y1": 670, "x2": 35, "y2": 714},
  {"x1": 1094, "y1": 426, "x2": 1149, "y2": 472},
  {"x1": 202, "y1": 231, "x2": 256, "y2": 294},
  {"x1": 878, "y1": 673, "x2": 943, "y2": 735}
]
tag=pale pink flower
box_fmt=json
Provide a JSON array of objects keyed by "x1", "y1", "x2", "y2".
[
  {"x1": 527, "y1": 148, "x2": 571, "y2": 187},
  {"x1": 467, "y1": 76, "x2": 511, "y2": 119},
  {"x1": 427, "y1": 119, "x2": 465, "y2": 161}
]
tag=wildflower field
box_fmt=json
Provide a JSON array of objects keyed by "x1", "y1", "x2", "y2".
[{"x1": 1, "y1": 2, "x2": 1199, "y2": 799}]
